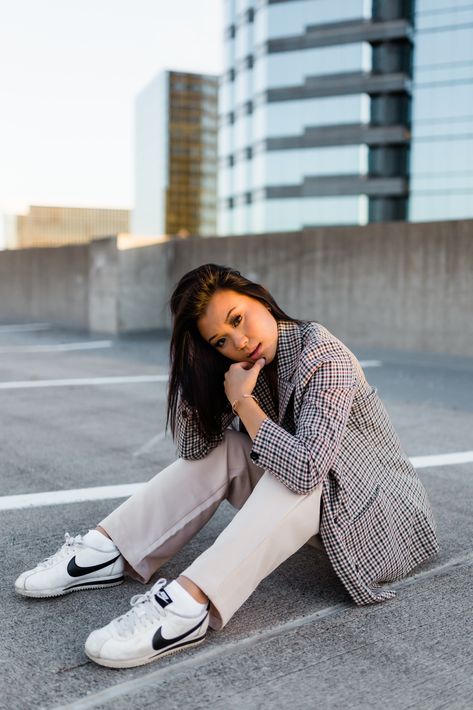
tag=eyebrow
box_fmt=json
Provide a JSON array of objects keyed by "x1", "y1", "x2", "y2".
[{"x1": 208, "y1": 307, "x2": 236, "y2": 344}]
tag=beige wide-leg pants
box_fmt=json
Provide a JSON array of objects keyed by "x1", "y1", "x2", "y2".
[{"x1": 99, "y1": 428, "x2": 323, "y2": 630}]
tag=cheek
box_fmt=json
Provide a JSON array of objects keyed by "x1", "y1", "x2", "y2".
[{"x1": 264, "y1": 313, "x2": 276, "y2": 334}]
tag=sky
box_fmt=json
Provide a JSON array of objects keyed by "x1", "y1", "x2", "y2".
[{"x1": 0, "y1": 0, "x2": 223, "y2": 247}]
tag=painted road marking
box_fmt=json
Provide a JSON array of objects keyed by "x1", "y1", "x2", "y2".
[
  {"x1": 0, "y1": 374, "x2": 168, "y2": 389},
  {"x1": 359, "y1": 360, "x2": 382, "y2": 367},
  {"x1": 0, "y1": 484, "x2": 144, "y2": 511},
  {"x1": 0, "y1": 340, "x2": 113, "y2": 353},
  {"x1": 133, "y1": 431, "x2": 168, "y2": 457},
  {"x1": 410, "y1": 451, "x2": 473, "y2": 468},
  {"x1": 0, "y1": 360, "x2": 380, "y2": 390},
  {"x1": 0, "y1": 322, "x2": 51, "y2": 333},
  {"x1": 1, "y1": 450, "x2": 471, "y2": 512},
  {"x1": 51, "y1": 550, "x2": 473, "y2": 710}
]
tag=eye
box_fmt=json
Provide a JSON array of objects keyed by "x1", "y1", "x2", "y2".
[{"x1": 214, "y1": 315, "x2": 242, "y2": 348}]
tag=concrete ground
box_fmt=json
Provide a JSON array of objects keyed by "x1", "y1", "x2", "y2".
[{"x1": 0, "y1": 323, "x2": 472, "y2": 710}]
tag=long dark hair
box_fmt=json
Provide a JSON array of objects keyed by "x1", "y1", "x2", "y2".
[{"x1": 166, "y1": 263, "x2": 304, "y2": 440}]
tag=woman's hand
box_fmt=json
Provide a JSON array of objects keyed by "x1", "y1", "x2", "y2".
[{"x1": 224, "y1": 357, "x2": 266, "y2": 407}]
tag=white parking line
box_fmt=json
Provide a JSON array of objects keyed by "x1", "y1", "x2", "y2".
[
  {"x1": 0, "y1": 484, "x2": 144, "y2": 511},
  {"x1": 410, "y1": 451, "x2": 473, "y2": 468},
  {"x1": 0, "y1": 374, "x2": 168, "y2": 389},
  {"x1": 0, "y1": 360, "x2": 382, "y2": 390},
  {"x1": 0, "y1": 340, "x2": 113, "y2": 353},
  {"x1": 1, "y1": 450, "x2": 471, "y2": 512},
  {"x1": 52, "y1": 550, "x2": 473, "y2": 710},
  {"x1": 359, "y1": 360, "x2": 382, "y2": 368},
  {"x1": 133, "y1": 431, "x2": 168, "y2": 457},
  {"x1": 0, "y1": 322, "x2": 51, "y2": 333}
]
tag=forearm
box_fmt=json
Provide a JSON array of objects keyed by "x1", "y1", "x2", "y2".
[{"x1": 232, "y1": 396, "x2": 268, "y2": 441}]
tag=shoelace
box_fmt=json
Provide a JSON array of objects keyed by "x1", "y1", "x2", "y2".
[
  {"x1": 37, "y1": 532, "x2": 83, "y2": 569},
  {"x1": 111, "y1": 578, "x2": 168, "y2": 639}
]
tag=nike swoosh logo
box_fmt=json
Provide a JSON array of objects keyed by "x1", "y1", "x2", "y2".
[
  {"x1": 67, "y1": 554, "x2": 120, "y2": 578},
  {"x1": 152, "y1": 612, "x2": 208, "y2": 651}
]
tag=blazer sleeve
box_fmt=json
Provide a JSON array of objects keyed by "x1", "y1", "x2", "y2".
[
  {"x1": 249, "y1": 354, "x2": 357, "y2": 494},
  {"x1": 174, "y1": 394, "x2": 236, "y2": 460}
]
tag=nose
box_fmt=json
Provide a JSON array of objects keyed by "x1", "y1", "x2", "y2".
[{"x1": 235, "y1": 334, "x2": 249, "y2": 351}]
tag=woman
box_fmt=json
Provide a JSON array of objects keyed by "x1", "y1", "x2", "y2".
[{"x1": 15, "y1": 263, "x2": 439, "y2": 669}]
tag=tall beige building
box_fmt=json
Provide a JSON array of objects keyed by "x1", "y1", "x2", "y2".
[{"x1": 8, "y1": 205, "x2": 130, "y2": 249}]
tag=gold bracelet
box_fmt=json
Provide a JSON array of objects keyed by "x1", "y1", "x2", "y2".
[{"x1": 231, "y1": 394, "x2": 259, "y2": 415}]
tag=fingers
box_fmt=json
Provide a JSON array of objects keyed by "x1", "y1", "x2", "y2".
[
  {"x1": 241, "y1": 357, "x2": 266, "y2": 370},
  {"x1": 229, "y1": 361, "x2": 248, "y2": 370},
  {"x1": 227, "y1": 357, "x2": 266, "y2": 372},
  {"x1": 253, "y1": 357, "x2": 266, "y2": 370}
]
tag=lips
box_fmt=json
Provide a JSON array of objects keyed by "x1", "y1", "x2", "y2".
[{"x1": 248, "y1": 343, "x2": 262, "y2": 360}]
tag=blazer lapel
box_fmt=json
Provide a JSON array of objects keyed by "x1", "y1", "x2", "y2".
[
  {"x1": 275, "y1": 321, "x2": 302, "y2": 425},
  {"x1": 277, "y1": 379, "x2": 294, "y2": 424}
]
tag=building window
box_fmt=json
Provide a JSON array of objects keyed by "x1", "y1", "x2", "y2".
[{"x1": 225, "y1": 24, "x2": 236, "y2": 40}]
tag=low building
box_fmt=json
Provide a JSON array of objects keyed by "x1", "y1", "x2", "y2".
[{"x1": 7, "y1": 205, "x2": 130, "y2": 249}]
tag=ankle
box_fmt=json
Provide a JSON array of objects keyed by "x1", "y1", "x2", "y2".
[
  {"x1": 83, "y1": 528, "x2": 118, "y2": 552},
  {"x1": 95, "y1": 525, "x2": 112, "y2": 540},
  {"x1": 176, "y1": 575, "x2": 209, "y2": 604}
]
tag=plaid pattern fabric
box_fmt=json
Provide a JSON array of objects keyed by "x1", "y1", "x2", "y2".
[{"x1": 174, "y1": 320, "x2": 440, "y2": 606}]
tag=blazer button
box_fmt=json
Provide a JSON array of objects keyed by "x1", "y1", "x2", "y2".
[{"x1": 250, "y1": 451, "x2": 259, "y2": 461}]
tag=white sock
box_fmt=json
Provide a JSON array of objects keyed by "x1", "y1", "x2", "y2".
[
  {"x1": 154, "y1": 579, "x2": 208, "y2": 616},
  {"x1": 83, "y1": 529, "x2": 118, "y2": 553}
]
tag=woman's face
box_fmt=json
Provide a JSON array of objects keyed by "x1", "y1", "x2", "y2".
[{"x1": 197, "y1": 289, "x2": 278, "y2": 365}]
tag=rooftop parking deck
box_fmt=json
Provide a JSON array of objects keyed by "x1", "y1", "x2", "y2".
[{"x1": 1, "y1": 323, "x2": 472, "y2": 709}]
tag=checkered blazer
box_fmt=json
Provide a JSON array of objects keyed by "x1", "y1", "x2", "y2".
[{"x1": 175, "y1": 320, "x2": 440, "y2": 605}]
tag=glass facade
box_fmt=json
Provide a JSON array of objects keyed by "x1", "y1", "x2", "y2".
[
  {"x1": 252, "y1": 146, "x2": 366, "y2": 189},
  {"x1": 220, "y1": 195, "x2": 364, "y2": 235},
  {"x1": 254, "y1": 44, "x2": 368, "y2": 93},
  {"x1": 218, "y1": 0, "x2": 399, "y2": 234},
  {"x1": 167, "y1": 72, "x2": 219, "y2": 236},
  {"x1": 219, "y1": 0, "x2": 473, "y2": 235},
  {"x1": 133, "y1": 71, "x2": 218, "y2": 237},
  {"x1": 254, "y1": 0, "x2": 368, "y2": 43},
  {"x1": 409, "y1": 0, "x2": 473, "y2": 221},
  {"x1": 253, "y1": 96, "x2": 369, "y2": 139}
]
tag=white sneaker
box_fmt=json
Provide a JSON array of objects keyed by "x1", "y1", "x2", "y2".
[
  {"x1": 85, "y1": 578, "x2": 210, "y2": 668},
  {"x1": 14, "y1": 531, "x2": 124, "y2": 598}
]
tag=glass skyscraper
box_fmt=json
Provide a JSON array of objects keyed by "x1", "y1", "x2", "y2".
[
  {"x1": 133, "y1": 70, "x2": 218, "y2": 237},
  {"x1": 410, "y1": 0, "x2": 473, "y2": 221},
  {"x1": 219, "y1": 0, "x2": 473, "y2": 235}
]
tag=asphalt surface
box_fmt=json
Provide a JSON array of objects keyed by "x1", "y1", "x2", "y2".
[{"x1": 0, "y1": 324, "x2": 472, "y2": 710}]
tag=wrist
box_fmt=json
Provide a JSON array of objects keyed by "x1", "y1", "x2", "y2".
[{"x1": 231, "y1": 393, "x2": 259, "y2": 416}]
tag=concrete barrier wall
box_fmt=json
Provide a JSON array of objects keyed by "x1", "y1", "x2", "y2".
[
  {"x1": 117, "y1": 241, "x2": 172, "y2": 332},
  {"x1": 0, "y1": 220, "x2": 471, "y2": 356},
  {"x1": 163, "y1": 220, "x2": 473, "y2": 356},
  {"x1": 88, "y1": 237, "x2": 119, "y2": 333},
  {"x1": 0, "y1": 243, "x2": 89, "y2": 329}
]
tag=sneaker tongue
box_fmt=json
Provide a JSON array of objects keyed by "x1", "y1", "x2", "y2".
[{"x1": 154, "y1": 587, "x2": 173, "y2": 609}]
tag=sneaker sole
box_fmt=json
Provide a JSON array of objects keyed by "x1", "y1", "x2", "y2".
[
  {"x1": 15, "y1": 576, "x2": 124, "y2": 598},
  {"x1": 85, "y1": 633, "x2": 207, "y2": 669}
]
